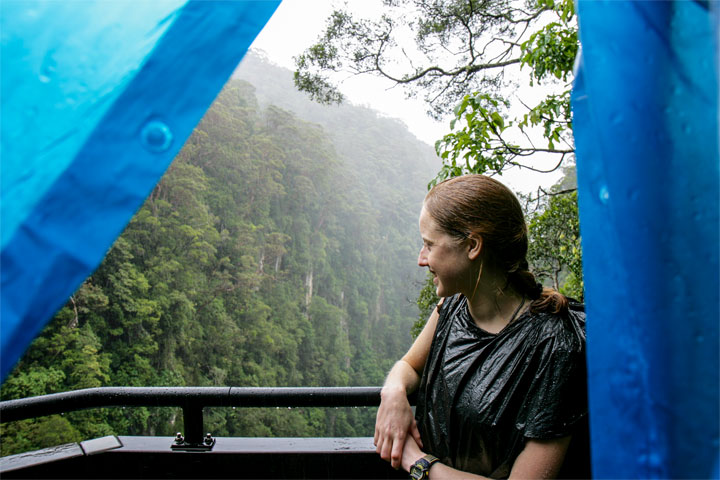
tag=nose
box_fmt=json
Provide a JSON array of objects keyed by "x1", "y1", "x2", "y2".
[{"x1": 418, "y1": 246, "x2": 429, "y2": 267}]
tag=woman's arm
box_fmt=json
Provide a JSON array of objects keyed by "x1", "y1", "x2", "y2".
[
  {"x1": 401, "y1": 435, "x2": 572, "y2": 480},
  {"x1": 374, "y1": 303, "x2": 441, "y2": 469}
]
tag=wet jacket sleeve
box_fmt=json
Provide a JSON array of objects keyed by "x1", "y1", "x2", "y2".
[{"x1": 515, "y1": 336, "x2": 588, "y2": 439}]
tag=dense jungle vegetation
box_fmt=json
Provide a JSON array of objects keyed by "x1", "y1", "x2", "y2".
[
  {"x1": 0, "y1": 64, "x2": 439, "y2": 454},
  {"x1": 2, "y1": 14, "x2": 583, "y2": 451}
]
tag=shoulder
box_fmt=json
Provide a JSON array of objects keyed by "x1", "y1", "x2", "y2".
[
  {"x1": 524, "y1": 303, "x2": 586, "y2": 354},
  {"x1": 435, "y1": 294, "x2": 465, "y2": 329},
  {"x1": 437, "y1": 294, "x2": 464, "y2": 317}
]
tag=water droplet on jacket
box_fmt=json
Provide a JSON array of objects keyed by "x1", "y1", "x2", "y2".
[{"x1": 140, "y1": 120, "x2": 173, "y2": 153}]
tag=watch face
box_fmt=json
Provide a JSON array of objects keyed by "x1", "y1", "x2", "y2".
[
  {"x1": 409, "y1": 460, "x2": 428, "y2": 480},
  {"x1": 409, "y1": 464, "x2": 425, "y2": 480}
]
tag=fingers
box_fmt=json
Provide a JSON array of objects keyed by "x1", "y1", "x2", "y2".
[
  {"x1": 390, "y1": 436, "x2": 405, "y2": 469},
  {"x1": 380, "y1": 435, "x2": 395, "y2": 466},
  {"x1": 375, "y1": 427, "x2": 407, "y2": 469}
]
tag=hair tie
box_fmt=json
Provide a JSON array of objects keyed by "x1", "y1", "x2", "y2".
[{"x1": 530, "y1": 282, "x2": 543, "y2": 300}]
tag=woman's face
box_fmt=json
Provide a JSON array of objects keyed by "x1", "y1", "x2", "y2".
[{"x1": 418, "y1": 206, "x2": 474, "y2": 298}]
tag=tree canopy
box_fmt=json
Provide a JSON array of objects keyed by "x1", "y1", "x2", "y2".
[
  {"x1": 295, "y1": 0, "x2": 577, "y2": 181},
  {"x1": 0, "y1": 66, "x2": 439, "y2": 455},
  {"x1": 295, "y1": 0, "x2": 585, "y2": 331}
]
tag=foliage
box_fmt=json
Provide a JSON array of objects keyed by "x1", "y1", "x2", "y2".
[
  {"x1": 295, "y1": 0, "x2": 577, "y2": 176},
  {"x1": 1, "y1": 71, "x2": 435, "y2": 455},
  {"x1": 412, "y1": 273, "x2": 440, "y2": 339},
  {"x1": 296, "y1": 0, "x2": 568, "y2": 115},
  {"x1": 295, "y1": 0, "x2": 584, "y2": 309},
  {"x1": 526, "y1": 189, "x2": 583, "y2": 299}
]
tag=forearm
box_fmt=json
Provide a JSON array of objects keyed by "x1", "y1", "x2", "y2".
[
  {"x1": 428, "y1": 463, "x2": 489, "y2": 480},
  {"x1": 400, "y1": 437, "x2": 490, "y2": 480},
  {"x1": 375, "y1": 307, "x2": 437, "y2": 468},
  {"x1": 381, "y1": 359, "x2": 421, "y2": 397},
  {"x1": 401, "y1": 436, "x2": 571, "y2": 480},
  {"x1": 375, "y1": 360, "x2": 423, "y2": 468}
]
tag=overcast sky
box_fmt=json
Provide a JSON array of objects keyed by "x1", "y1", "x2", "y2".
[
  {"x1": 250, "y1": 0, "x2": 447, "y2": 142},
  {"x1": 248, "y1": 0, "x2": 565, "y2": 193}
]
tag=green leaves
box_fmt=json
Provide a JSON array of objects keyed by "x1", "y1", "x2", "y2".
[
  {"x1": 294, "y1": 0, "x2": 571, "y2": 118},
  {"x1": 527, "y1": 188, "x2": 583, "y2": 300},
  {"x1": 293, "y1": 71, "x2": 344, "y2": 105},
  {"x1": 518, "y1": 90, "x2": 572, "y2": 150},
  {"x1": 520, "y1": 21, "x2": 578, "y2": 86},
  {"x1": 432, "y1": 93, "x2": 515, "y2": 186}
]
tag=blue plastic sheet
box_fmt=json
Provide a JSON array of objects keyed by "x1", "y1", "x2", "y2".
[
  {"x1": 573, "y1": 1, "x2": 719, "y2": 478},
  {"x1": 1, "y1": 0, "x2": 281, "y2": 380}
]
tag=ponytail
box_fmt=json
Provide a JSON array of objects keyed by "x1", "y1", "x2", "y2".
[{"x1": 508, "y1": 261, "x2": 568, "y2": 316}]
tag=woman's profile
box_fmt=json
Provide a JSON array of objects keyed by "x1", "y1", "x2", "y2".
[{"x1": 374, "y1": 175, "x2": 589, "y2": 479}]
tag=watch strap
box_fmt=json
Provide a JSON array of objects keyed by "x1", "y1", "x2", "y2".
[{"x1": 409, "y1": 454, "x2": 439, "y2": 479}]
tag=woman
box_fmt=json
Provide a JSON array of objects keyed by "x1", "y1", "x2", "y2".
[{"x1": 374, "y1": 175, "x2": 589, "y2": 479}]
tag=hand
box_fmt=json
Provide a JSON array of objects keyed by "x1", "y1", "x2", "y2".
[
  {"x1": 400, "y1": 434, "x2": 426, "y2": 473},
  {"x1": 374, "y1": 385, "x2": 423, "y2": 469}
]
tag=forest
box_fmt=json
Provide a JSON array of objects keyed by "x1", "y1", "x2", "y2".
[
  {"x1": 0, "y1": 64, "x2": 440, "y2": 454},
  {"x1": 1, "y1": 48, "x2": 581, "y2": 456}
]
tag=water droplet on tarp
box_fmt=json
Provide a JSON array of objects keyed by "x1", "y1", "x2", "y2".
[
  {"x1": 140, "y1": 120, "x2": 173, "y2": 153},
  {"x1": 37, "y1": 49, "x2": 59, "y2": 84},
  {"x1": 599, "y1": 185, "x2": 610, "y2": 204}
]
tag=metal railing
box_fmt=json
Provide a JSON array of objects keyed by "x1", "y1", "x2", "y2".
[{"x1": 0, "y1": 386, "x2": 405, "y2": 450}]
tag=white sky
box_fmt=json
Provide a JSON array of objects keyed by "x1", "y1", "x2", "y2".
[{"x1": 249, "y1": 0, "x2": 566, "y2": 193}]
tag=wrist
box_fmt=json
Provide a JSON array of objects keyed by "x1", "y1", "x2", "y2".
[
  {"x1": 408, "y1": 454, "x2": 439, "y2": 479},
  {"x1": 401, "y1": 448, "x2": 421, "y2": 472},
  {"x1": 380, "y1": 383, "x2": 407, "y2": 399}
]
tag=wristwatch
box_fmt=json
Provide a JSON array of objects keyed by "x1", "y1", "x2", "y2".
[{"x1": 409, "y1": 454, "x2": 439, "y2": 479}]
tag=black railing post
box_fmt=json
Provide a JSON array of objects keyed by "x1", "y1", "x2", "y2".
[
  {"x1": 183, "y1": 403, "x2": 204, "y2": 445},
  {"x1": 171, "y1": 401, "x2": 214, "y2": 451}
]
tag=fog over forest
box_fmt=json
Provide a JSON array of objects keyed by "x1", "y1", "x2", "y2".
[{"x1": 0, "y1": 52, "x2": 442, "y2": 455}]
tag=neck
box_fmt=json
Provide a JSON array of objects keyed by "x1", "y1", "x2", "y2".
[{"x1": 465, "y1": 284, "x2": 525, "y2": 334}]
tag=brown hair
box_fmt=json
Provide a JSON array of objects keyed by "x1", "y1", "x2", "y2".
[{"x1": 424, "y1": 175, "x2": 568, "y2": 315}]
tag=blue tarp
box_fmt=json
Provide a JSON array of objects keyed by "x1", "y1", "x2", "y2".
[
  {"x1": 2, "y1": 0, "x2": 719, "y2": 477},
  {"x1": 573, "y1": 1, "x2": 719, "y2": 478},
  {"x1": 1, "y1": 0, "x2": 281, "y2": 380}
]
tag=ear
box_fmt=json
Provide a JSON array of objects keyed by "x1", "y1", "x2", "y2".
[{"x1": 466, "y1": 234, "x2": 483, "y2": 260}]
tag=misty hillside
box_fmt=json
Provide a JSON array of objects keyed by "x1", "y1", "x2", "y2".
[
  {"x1": 1, "y1": 50, "x2": 444, "y2": 454},
  {"x1": 234, "y1": 51, "x2": 440, "y2": 213}
]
